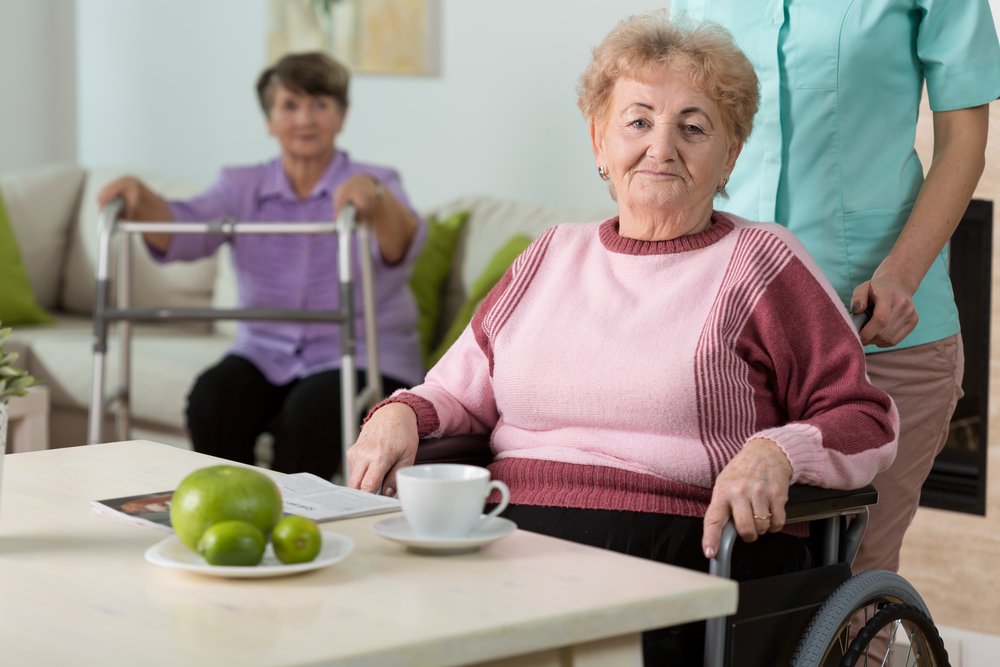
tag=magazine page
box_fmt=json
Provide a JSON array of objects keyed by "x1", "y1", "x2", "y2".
[
  {"x1": 90, "y1": 491, "x2": 175, "y2": 532},
  {"x1": 92, "y1": 474, "x2": 400, "y2": 529},
  {"x1": 275, "y1": 473, "x2": 401, "y2": 522}
]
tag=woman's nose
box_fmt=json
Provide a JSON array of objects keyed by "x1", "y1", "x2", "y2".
[
  {"x1": 647, "y1": 126, "x2": 678, "y2": 161},
  {"x1": 295, "y1": 106, "x2": 316, "y2": 125}
]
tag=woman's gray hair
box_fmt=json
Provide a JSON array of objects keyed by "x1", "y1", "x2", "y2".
[{"x1": 577, "y1": 11, "x2": 759, "y2": 146}]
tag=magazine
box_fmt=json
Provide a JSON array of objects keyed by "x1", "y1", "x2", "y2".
[{"x1": 91, "y1": 472, "x2": 401, "y2": 531}]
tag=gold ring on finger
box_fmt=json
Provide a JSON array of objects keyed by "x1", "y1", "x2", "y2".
[{"x1": 753, "y1": 513, "x2": 772, "y2": 521}]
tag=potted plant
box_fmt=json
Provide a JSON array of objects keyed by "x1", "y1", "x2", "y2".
[{"x1": 0, "y1": 322, "x2": 41, "y2": 449}]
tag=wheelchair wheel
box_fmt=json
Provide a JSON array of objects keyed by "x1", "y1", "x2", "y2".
[
  {"x1": 790, "y1": 570, "x2": 947, "y2": 667},
  {"x1": 841, "y1": 602, "x2": 948, "y2": 666}
]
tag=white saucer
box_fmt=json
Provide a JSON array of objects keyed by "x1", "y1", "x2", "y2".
[
  {"x1": 144, "y1": 531, "x2": 354, "y2": 578},
  {"x1": 371, "y1": 515, "x2": 517, "y2": 554}
]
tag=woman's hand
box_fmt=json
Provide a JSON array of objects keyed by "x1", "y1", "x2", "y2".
[
  {"x1": 334, "y1": 174, "x2": 382, "y2": 223},
  {"x1": 333, "y1": 174, "x2": 417, "y2": 264},
  {"x1": 98, "y1": 177, "x2": 145, "y2": 219},
  {"x1": 851, "y1": 275, "x2": 919, "y2": 347},
  {"x1": 97, "y1": 176, "x2": 174, "y2": 251},
  {"x1": 702, "y1": 438, "x2": 793, "y2": 559},
  {"x1": 347, "y1": 402, "x2": 420, "y2": 497}
]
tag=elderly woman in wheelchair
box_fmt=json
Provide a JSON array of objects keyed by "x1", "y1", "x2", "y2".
[{"x1": 349, "y1": 14, "x2": 948, "y2": 666}]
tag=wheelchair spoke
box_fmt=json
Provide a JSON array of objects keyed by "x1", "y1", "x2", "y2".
[{"x1": 882, "y1": 619, "x2": 897, "y2": 667}]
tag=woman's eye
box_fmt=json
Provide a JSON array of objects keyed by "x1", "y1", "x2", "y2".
[
  {"x1": 630, "y1": 119, "x2": 649, "y2": 129},
  {"x1": 684, "y1": 124, "x2": 703, "y2": 134}
]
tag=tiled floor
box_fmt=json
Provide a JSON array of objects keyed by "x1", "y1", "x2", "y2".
[{"x1": 934, "y1": 625, "x2": 1000, "y2": 667}]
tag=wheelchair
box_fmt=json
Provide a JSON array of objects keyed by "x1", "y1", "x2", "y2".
[{"x1": 412, "y1": 434, "x2": 950, "y2": 667}]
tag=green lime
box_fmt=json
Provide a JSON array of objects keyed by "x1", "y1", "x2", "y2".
[
  {"x1": 170, "y1": 465, "x2": 283, "y2": 553},
  {"x1": 197, "y1": 520, "x2": 266, "y2": 566},
  {"x1": 271, "y1": 515, "x2": 323, "y2": 564}
]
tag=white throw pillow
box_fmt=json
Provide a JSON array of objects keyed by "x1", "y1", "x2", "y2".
[
  {"x1": 0, "y1": 163, "x2": 86, "y2": 309},
  {"x1": 60, "y1": 169, "x2": 215, "y2": 316}
]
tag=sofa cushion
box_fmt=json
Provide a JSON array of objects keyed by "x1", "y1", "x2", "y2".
[
  {"x1": 422, "y1": 196, "x2": 618, "y2": 331},
  {"x1": 410, "y1": 210, "x2": 470, "y2": 364},
  {"x1": 0, "y1": 163, "x2": 85, "y2": 309},
  {"x1": 0, "y1": 190, "x2": 52, "y2": 325},
  {"x1": 428, "y1": 234, "x2": 533, "y2": 368},
  {"x1": 7, "y1": 315, "x2": 233, "y2": 431},
  {"x1": 211, "y1": 242, "x2": 239, "y2": 336},
  {"x1": 60, "y1": 169, "x2": 215, "y2": 316}
]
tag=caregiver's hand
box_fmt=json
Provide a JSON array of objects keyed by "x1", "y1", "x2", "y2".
[
  {"x1": 702, "y1": 438, "x2": 793, "y2": 559},
  {"x1": 347, "y1": 402, "x2": 420, "y2": 497},
  {"x1": 851, "y1": 274, "x2": 919, "y2": 348}
]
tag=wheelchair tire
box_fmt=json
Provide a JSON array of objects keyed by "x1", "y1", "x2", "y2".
[
  {"x1": 789, "y1": 570, "x2": 938, "y2": 667},
  {"x1": 841, "y1": 602, "x2": 948, "y2": 666}
]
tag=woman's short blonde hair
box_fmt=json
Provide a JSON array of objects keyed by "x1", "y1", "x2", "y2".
[{"x1": 577, "y1": 12, "x2": 759, "y2": 145}]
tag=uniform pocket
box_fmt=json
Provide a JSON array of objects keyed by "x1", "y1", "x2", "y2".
[{"x1": 788, "y1": 0, "x2": 854, "y2": 90}]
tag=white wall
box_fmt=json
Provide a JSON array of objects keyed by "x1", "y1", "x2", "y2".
[
  {"x1": 68, "y1": 0, "x2": 1000, "y2": 210},
  {"x1": 0, "y1": 0, "x2": 77, "y2": 172},
  {"x1": 76, "y1": 0, "x2": 672, "y2": 211}
]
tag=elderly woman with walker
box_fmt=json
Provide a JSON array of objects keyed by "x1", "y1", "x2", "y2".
[{"x1": 98, "y1": 52, "x2": 426, "y2": 481}]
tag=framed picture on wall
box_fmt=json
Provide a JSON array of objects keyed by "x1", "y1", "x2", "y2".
[{"x1": 267, "y1": 0, "x2": 441, "y2": 75}]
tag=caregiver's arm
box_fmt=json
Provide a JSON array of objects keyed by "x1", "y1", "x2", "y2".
[{"x1": 852, "y1": 105, "x2": 989, "y2": 347}]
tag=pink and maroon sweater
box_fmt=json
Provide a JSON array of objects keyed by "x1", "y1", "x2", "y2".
[{"x1": 381, "y1": 213, "x2": 898, "y2": 518}]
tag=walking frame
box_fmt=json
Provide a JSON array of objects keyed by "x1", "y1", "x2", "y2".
[{"x1": 87, "y1": 198, "x2": 383, "y2": 481}]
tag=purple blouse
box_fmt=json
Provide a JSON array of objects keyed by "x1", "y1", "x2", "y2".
[{"x1": 151, "y1": 151, "x2": 427, "y2": 387}]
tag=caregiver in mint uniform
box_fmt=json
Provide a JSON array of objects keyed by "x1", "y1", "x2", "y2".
[{"x1": 670, "y1": 0, "x2": 1000, "y2": 580}]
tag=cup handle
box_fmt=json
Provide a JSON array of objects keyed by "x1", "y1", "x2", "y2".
[{"x1": 482, "y1": 480, "x2": 510, "y2": 520}]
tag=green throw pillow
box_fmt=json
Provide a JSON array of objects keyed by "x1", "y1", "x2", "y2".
[
  {"x1": 427, "y1": 234, "x2": 533, "y2": 368},
  {"x1": 409, "y1": 210, "x2": 470, "y2": 366},
  {"x1": 0, "y1": 189, "x2": 52, "y2": 325}
]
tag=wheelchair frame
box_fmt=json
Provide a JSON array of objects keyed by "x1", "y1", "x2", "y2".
[
  {"x1": 410, "y1": 436, "x2": 948, "y2": 666},
  {"x1": 87, "y1": 199, "x2": 383, "y2": 480}
]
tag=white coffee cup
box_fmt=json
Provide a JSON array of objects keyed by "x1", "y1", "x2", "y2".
[{"x1": 396, "y1": 464, "x2": 510, "y2": 539}]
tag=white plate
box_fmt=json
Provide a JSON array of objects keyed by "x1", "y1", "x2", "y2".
[
  {"x1": 371, "y1": 515, "x2": 516, "y2": 554},
  {"x1": 144, "y1": 531, "x2": 354, "y2": 578}
]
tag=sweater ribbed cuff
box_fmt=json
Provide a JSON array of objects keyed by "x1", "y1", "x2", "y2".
[
  {"x1": 751, "y1": 423, "x2": 823, "y2": 485},
  {"x1": 364, "y1": 392, "x2": 440, "y2": 437}
]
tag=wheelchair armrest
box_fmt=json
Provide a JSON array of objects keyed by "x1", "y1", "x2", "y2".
[
  {"x1": 413, "y1": 434, "x2": 494, "y2": 468},
  {"x1": 784, "y1": 484, "x2": 878, "y2": 523}
]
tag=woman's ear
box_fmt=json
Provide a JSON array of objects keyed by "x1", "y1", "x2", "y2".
[
  {"x1": 725, "y1": 139, "x2": 743, "y2": 175},
  {"x1": 590, "y1": 117, "x2": 606, "y2": 170}
]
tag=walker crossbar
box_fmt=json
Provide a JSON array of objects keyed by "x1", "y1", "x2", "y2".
[{"x1": 87, "y1": 198, "x2": 383, "y2": 481}]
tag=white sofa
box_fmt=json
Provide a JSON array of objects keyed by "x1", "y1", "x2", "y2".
[{"x1": 1, "y1": 162, "x2": 616, "y2": 451}]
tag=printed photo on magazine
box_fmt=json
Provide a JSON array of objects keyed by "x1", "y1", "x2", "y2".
[{"x1": 91, "y1": 491, "x2": 174, "y2": 532}]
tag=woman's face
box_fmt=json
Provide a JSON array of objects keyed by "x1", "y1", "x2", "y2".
[
  {"x1": 592, "y1": 65, "x2": 741, "y2": 231},
  {"x1": 266, "y1": 85, "x2": 344, "y2": 162}
]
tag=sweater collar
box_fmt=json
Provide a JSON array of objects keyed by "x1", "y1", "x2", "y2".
[{"x1": 599, "y1": 212, "x2": 734, "y2": 256}]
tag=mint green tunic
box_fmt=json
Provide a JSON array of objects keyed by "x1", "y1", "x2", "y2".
[{"x1": 671, "y1": 0, "x2": 1000, "y2": 351}]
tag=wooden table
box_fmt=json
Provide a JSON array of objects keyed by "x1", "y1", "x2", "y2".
[{"x1": 0, "y1": 441, "x2": 737, "y2": 666}]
